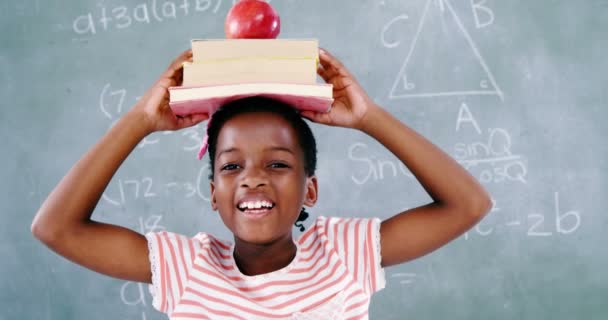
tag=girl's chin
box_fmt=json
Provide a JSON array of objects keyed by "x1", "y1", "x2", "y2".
[
  {"x1": 236, "y1": 234, "x2": 280, "y2": 246},
  {"x1": 235, "y1": 228, "x2": 290, "y2": 245}
]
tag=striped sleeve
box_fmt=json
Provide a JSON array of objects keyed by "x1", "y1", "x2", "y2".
[
  {"x1": 145, "y1": 231, "x2": 197, "y2": 314},
  {"x1": 322, "y1": 217, "x2": 386, "y2": 295}
]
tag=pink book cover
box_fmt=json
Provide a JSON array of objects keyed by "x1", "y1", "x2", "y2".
[
  {"x1": 167, "y1": 84, "x2": 334, "y2": 160},
  {"x1": 168, "y1": 86, "x2": 333, "y2": 116}
]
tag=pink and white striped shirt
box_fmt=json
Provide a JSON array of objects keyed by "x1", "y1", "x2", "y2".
[{"x1": 146, "y1": 216, "x2": 386, "y2": 319}]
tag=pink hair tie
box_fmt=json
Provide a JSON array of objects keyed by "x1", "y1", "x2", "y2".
[{"x1": 197, "y1": 113, "x2": 214, "y2": 160}]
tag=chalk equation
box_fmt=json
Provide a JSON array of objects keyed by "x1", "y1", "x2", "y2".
[
  {"x1": 99, "y1": 83, "x2": 205, "y2": 151},
  {"x1": 454, "y1": 127, "x2": 527, "y2": 184},
  {"x1": 348, "y1": 142, "x2": 415, "y2": 185},
  {"x1": 454, "y1": 103, "x2": 527, "y2": 184},
  {"x1": 72, "y1": 0, "x2": 245, "y2": 36},
  {"x1": 347, "y1": 134, "x2": 526, "y2": 186},
  {"x1": 464, "y1": 192, "x2": 581, "y2": 239},
  {"x1": 381, "y1": 0, "x2": 503, "y2": 100},
  {"x1": 348, "y1": 139, "x2": 526, "y2": 185},
  {"x1": 348, "y1": 103, "x2": 526, "y2": 185},
  {"x1": 102, "y1": 164, "x2": 211, "y2": 206}
]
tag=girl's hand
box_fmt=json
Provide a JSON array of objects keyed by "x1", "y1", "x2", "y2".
[
  {"x1": 300, "y1": 48, "x2": 378, "y2": 130},
  {"x1": 130, "y1": 49, "x2": 209, "y2": 134}
]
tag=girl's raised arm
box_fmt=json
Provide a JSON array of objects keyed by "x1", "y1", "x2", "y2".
[
  {"x1": 359, "y1": 106, "x2": 491, "y2": 266},
  {"x1": 303, "y1": 48, "x2": 492, "y2": 267},
  {"x1": 31, "y1": 50, "x2": 208, "y2": 282}
]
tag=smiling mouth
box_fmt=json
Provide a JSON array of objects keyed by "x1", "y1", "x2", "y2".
[{"x1": 236, "y1": 201, "x2": 276, "y2": 215}]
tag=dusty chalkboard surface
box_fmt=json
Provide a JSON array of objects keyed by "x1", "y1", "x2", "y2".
[{"x1": 2, "y1": 0, "x2": 607, "y2": 319}]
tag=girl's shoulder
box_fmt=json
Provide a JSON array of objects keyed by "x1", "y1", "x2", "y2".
[
  {"x1": 310, "y1": 215, "x2": 381, "y2": 231},
  {"x1": 300, "y1": 215, "x2": 382, "y2": 244},
  {"x1": 146, "y1": 230, "x2": 232, "y2": 255}
]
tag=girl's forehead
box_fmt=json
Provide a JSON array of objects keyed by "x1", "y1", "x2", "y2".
[{"x1": 216, "y1": 112, "x2": 301, "y2": 152}]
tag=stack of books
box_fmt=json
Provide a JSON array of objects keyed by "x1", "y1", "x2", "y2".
[{"x1": 169, "y1": 39, "x2": 334, "y2": 116}]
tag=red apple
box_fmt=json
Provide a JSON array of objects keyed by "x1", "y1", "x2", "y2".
[{"x1": 225, "y1": 0, "x2": 280, "y2": 39}]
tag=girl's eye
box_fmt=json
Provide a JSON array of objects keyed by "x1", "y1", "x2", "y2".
[
  {"x1": 221, "y1": 163, "x2": 240, "y2": 171},
  {"x1": 270, "y1": 162, "x2": 289, "y2": 169}
]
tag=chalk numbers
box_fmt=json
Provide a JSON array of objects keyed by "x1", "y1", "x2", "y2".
[
  {"x1": 74, "y1": 0, "x2": 247, "y2": 36},
  {"x1": 181, "y1": 126, "x2": 204, "y2": 151},
  {"x1": 455, "y1": 104, "x2": 528, "y2": 184},
  {"x1": 99, "y1": 83, "x2": 126, "y2": 128},
  {"x1": 99, "y1": 83, "x2": 205, "y2": 151},
  {"x1": 102, "y1": 164, "x2": 211, "y2": 206},
  {"x1": 465, "y1": 193, "x2": 581, "y2": 239}
]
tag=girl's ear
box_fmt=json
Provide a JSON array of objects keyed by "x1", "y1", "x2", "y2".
[
  {"x1": 303, "y1": 176, "x2": 318, "y2": 207},
  {"x1": 210, "y1": 181, "x2": 218, "y2": 211}
]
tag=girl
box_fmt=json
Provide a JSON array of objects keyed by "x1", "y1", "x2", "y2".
[{"x1": 31, "y1": 48, "x2": 491, "y2": 319}]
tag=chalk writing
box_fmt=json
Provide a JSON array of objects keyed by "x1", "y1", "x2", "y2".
[
  {"x1": 99, "y1": 83, "x2": 127, "y2": 120},
  {"x1": 456, "y1": 103, "x2": 481, "y2": 134},
  {"x1": 391, "y1": 272, "x2": 420, "y2": 285},
  {"x1": 385, "y1": 0, "x2": 503, "y2": 100},
  {"x1": 102, "y1": 164, "x2": 211, "y2": 205},
  {"x1": 380, "y1": 14, "x2": 410, "y2": 49},
  {"x1": 138, "y1": 215, "x2": 166, "y2": 234},
  {"x1": 181, "y1": 125, "x2": 205, "y2": 152},
  {"x1": 348, "y1": 132, "x2": 526, "y2": 186},
  {"x1": 72, "y1": 0, "x2": 242, "y2": 36},
  {"x1": 470, "y1": 0, "x2": 495, "y2": 29},
  {"x1": 454, "y1": 128, "x2": 527, "y2": 184},
  {"x1": 120, "y1": 281, "x2": 147, "y2": 307},
  {"x1": 527, "y1": 192, "x2": 581, "y2": 236},
  {"x1": 390, "y1": 263, "x2": 441, "y2": 292},
  {"x1": 99, "y1": 83, "x2": 205, "y2": 151},
  {"x1": 348, "y1": 142, "x2": 415, "y2": 185},
  {"x1": 102, "y1": 178, "x2": 156, "y2": 206},
  {"x1": 464, "y1": 192, "x2": 582, "y2": 239},
  {"x1": 455, "y1": 104, "x2": 527, "y2": 184}
]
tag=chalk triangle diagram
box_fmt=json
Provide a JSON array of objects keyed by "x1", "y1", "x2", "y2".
[{"x1": 389, "y1": 0, "x2": 503, "y2": 100}]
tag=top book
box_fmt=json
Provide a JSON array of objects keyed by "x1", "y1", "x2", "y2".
[{"x1": 191, "y1": 39, "x2": 319, "y2": 62}]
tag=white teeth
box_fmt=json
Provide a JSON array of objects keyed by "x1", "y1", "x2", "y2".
[{"x1": 238, "y1": 201, "x2": 274, "y2": 210}]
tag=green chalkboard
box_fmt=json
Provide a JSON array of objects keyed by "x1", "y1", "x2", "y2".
[{"x1": 2, "y1": 0, "x2": 607, "y2": 319}]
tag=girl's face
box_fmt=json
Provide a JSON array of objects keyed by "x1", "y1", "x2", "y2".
[{"x1": 210, "y1": 112, "x2": 318, "y2": 245}]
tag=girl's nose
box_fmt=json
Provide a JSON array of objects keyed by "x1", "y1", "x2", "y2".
[{"x1": 240, "y1": 167, "x2": 268, "y2": 189}]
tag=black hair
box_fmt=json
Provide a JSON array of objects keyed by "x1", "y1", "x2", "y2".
[{"x1": 206, "y1": 96, "x2": 317, "y2": 229}]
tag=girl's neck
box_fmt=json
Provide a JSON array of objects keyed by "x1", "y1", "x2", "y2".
[{"x1": 233, "y1": 236, "x2": 297, "y2": 276}]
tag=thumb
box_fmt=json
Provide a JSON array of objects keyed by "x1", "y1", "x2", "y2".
[
  {"x1": 300, "y1": 110, "x2": 330, "y2": 125},
  {"x1": 191, "y1": 113, "x2": 210, "y2": 124},
  {"x1": 175, "y1": 113, "x2": 209, "y2": 129}
]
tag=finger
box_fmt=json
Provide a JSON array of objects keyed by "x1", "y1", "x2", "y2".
[
  {"x1": 317, "y1": 59, "x2": 340, "y2": 83},
  {"x1": 156, "y1": 77, "x2": 177, "y2": 91},
  {"x1": 319, "y1": 48, "x2": 352, "y2": 78},
  {"x1": 316, "y1": 64, "x2": 332, "y2": 83},
  {"x1": 176, "y1": 113, "x2": 209, "y2": 129},
  {"x1": 317, "y1": 49, "x2": 335, "y2": 73},
  {"x1": 318, "y1": 48, "x2": 339, "y2": 71},
  {"x1": 300, "y1": 110, "x2": 331, "y2": 125},
  {"x1": 172, "y1": 49, "x2": 193, "y2": 67},
  {"x1": 317, "y1": 61, "x2": 341, "y2": 84},
  {"x1": 191, "y1": 113, "x2": 210, "y2": 124},
  {"x1": 163, "y1": 49, "x2": 193, "y2": 78}
]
